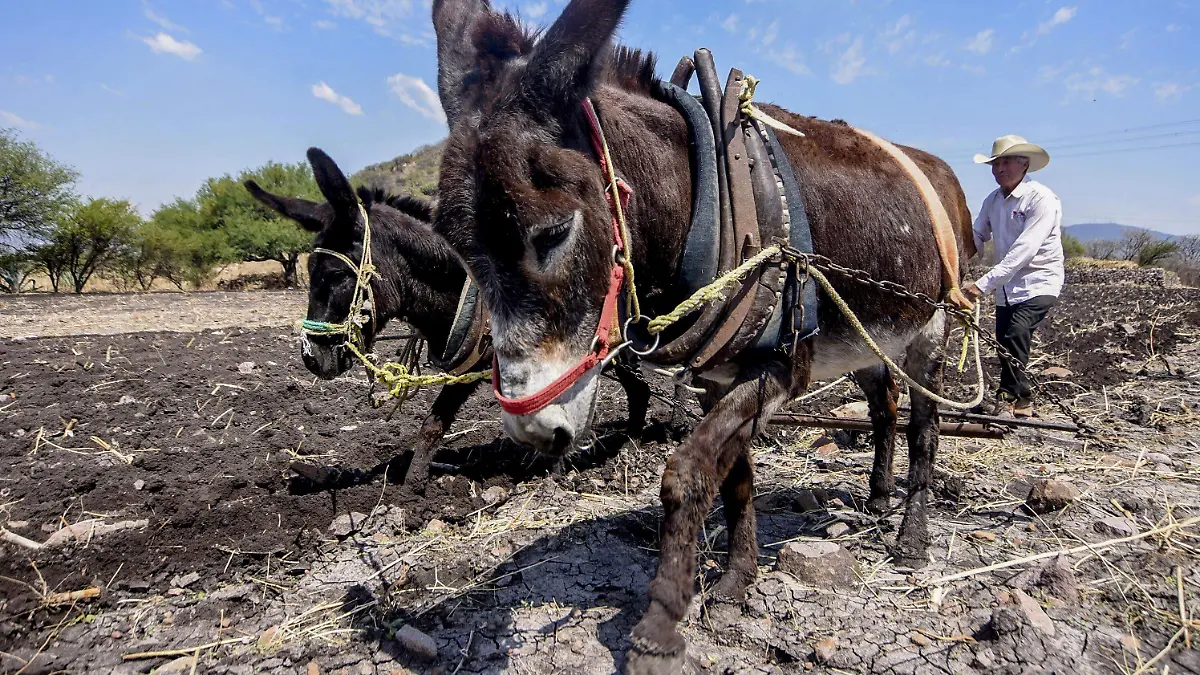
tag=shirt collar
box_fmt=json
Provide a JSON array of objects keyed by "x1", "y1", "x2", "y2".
[{"x1": 1006, "y1": 178, "x2": 1032, "y2": 200}]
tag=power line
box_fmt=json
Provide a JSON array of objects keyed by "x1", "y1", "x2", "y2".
[
  {"x1": 925, "y1": 117, "x2": 1200, "y2": 157},
  {"x1": 1052, "y1": 140, "x2": 1200, "y2": 159},
  {"x1": 1049, "y1": 129, "x2": 1200, "y2": 151}
]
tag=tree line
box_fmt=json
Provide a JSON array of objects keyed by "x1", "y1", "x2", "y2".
[{"x1": 1, "y1": 127, "x2": 321, "y2": 293}]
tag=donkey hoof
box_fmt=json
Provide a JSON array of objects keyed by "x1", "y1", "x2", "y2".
[
  {"x1": 628, "y1": 611, "x2": 685, "y2": 674},
  {"x1": 625, "y1": 644, "x2": 685, "y2": 675},
  {"x1": 708, "y1": 572, "x2": 751, "y2": 603},
  {"x1": 865, "y1": 495, "x2": 890, "y2": 515},
  {"x1": 891, "y1": 534, "x2": 931, "y2": 569}
]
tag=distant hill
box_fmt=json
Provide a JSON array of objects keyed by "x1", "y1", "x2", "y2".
[
  {"x1": 351, "y1": 140, "x2": 445, "y2": 199},
  {"x1": 1065, "y1": 223, "x2": 1175, "y2": 242}
]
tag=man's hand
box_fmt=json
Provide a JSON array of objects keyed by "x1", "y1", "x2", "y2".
[{"x1": 963, "y1": 282, "x2": 983, "y2": 301}]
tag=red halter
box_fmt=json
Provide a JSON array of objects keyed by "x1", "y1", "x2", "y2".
[{"x1": 492, "y1": 98, "x2": 632, "y2": 416}]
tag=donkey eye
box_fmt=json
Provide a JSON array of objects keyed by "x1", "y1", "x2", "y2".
[{"x1": 532, "y1": 212, "x2": 575, "y2": 266}]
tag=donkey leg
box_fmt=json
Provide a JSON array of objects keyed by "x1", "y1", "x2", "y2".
[
  {"x1": 708, "y1": 449, "x2": 757, "y2": 601},
  {"x1": 627, "y1": 361, "x2": 793, "y2": 673},
  {"x1": 613, "y1": 357, "x2": 651, "y2": 435},
  {"x1": 856, "y1": 365, "x2": 899, "y2": 515},
  {"x1": 405, "y1": 380, "x2": 481, "y2": 495},
  {"x1": 894, "y1": 313, "x2": 948, "y2": 567}
]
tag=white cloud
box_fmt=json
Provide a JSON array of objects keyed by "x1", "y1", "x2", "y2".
[
  {"x1": 100, "y1": 83, "x2": 126, "y2": 97},
  {"x1": 312, "y1": 82, "x2": 364, "y2": 116},
  {"x1": 924, "y1": 53, "x2": 951, "y2": 68},
  {"x1": 1166, "y1": 24, "x2": 1185, "y2": 33},
  {"x1": 721, "y1": 13, "x2": 739, "y2": 33},
  {"x1": 965, "y1": 28, "x2": 994, "y2": 54},
  {"x1": 832, "y1": 37, "x2": 868, "y2": 85},
  {"x1": 142, "y1": 32, "x2": 202, "y2": 60},
  {"x1": 1153, "y1": 82, "x2": 1195, "y2": 102},
  {"x1": 762, "y1": 19, "x2": 779, "y2": 46},
  {"x1": 1063, "y1": 66, "x2": 1137, "y2": 100},
  {"x1": 767, "y1": 45, "x2": 812, "y2": 76},
  {"x1": 314, "y1": 19, "x2": 337, "y2": 30},
  {"x1": 881, "y1": 15, "x2": 915, "y2": 54},
  {"x1": 524, "y1": 2, "x2": 548, "y2": 19},
  {"x1": 1037, "y1": 6, "x2": 1077, "y2": 35},
  {"x1": 143, "y1": 2, "x2": 187, "y2": 33},
  {"x1": 387, "y1": 73, "x2": 446, "y2": 124},
  {"x1": 324, "y1": 0, "x2": 422, "y2": 41},
  {"x1": 0, "y1": 110, "x2": 42, "y2": 130}
]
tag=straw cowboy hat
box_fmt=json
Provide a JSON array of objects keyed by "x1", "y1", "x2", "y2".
[{"x1": 973, "y1": 135, "x2": 1050, "y2": 172}]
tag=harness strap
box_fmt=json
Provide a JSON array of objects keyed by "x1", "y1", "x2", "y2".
[
  {"x1": 849, "y1": 127, "x2": 973, "y2": 311},
  {"x1": 493, "y1": 263, "x2": 625, "y2": 415}
]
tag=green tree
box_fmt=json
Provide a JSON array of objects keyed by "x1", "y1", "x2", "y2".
[
  {"x1": 41, "y1": 198, "x2": 141, "y2": 293},
  {"x1": 139, "y1": 198, "x2": 232, "y2": 289},
  {"x1": 1136, "y1": 240, "x2": 1180, "y2": 267},
  {"x1": 196, "y1": 161, "x2": 318, "y2": 286},
  {"x1": 0, "y1": 128, "x2": 78, "y2": 252},
  {"x1": 1061, "y1": 232, "x2": 1086, "y2": 259}
]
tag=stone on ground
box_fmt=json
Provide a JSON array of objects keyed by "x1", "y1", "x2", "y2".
[
  {"x1": 1025, "y1": 479, "x2": 1080, "y2": 514},
  {"x1": 776, "y1": 541, "x2": 857, "y2": 588}
]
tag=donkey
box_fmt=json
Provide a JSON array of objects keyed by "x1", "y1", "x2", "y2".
[
  {"x1": 430, "y1": 0, "x2": 976, "y2": 669},
  {"x1": 247, "y1": 147, "x2": 651, "y2": 493}
]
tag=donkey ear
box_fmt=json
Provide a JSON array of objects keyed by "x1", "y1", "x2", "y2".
[
  {"x1": 245, "y1": 180, "x2": 324, "y2": 232},
  {"x1": 525, "y1": 0, "x2": 631, "y2": 115},
  {"x1": 433, "y1": 0, "x2": 490, "y2": 127},
  {"x1": 306, "y1": 147, "x2": 357, "y2": 215}
]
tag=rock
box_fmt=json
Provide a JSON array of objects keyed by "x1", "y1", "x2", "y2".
[
  {"x1": 394, "y1": 625, "x2": 437, "y2": 661},
  {"x1": 303, "y1": 401, "x2": 317, "y2": 416},
  {"x1": 308, "y1": 662, "x2": 321, "y2": 675},
  {"x1": 1094, "y1": 517, "x2": 1138, "y2": 538},
  {"x1": 6, "y1": 521, "x2": 28, "y2": 529},
  {"x1": 258, "y1": 626, "x2": 281, "y2": 651},
  {"x1": 830, "y1": 401, "x2": 869, "y2": 418},
  {"x1": 208, "y1": 583, "x2": 254, "y2": 602},
  {"x1": 425, "y1": 519, "x2": 447, "y2": 533},
  {"x1": 776, "y1": 541, "x2": 857, "y2": 588},
  {"x1": 793, "y1": 490, "x2": 822, "y2": 513},
  {"x1": 1040, "y1": 366, "x2": 1073, "y2": 378},
  {"x1": 809, "y1": 436, "x2": 838, "y2": 458},
  {"x1": 813, "y1": 637, "x2": 838, "y2": 663},
  {"x1": 826, "y1": 522, "x2": 851, "y2": 539},
  {"x1": 970, "y1": 530, "x2": 997, "y2": 543},
  {"x1": 329, "y1": 512, "x2": 369, "y2": 538},
  {"x1": 1025, "y1": 479, "x2": 1080, "y2": 514},
  {"x1": 238, "y1": 361, "x2": 257, "y2": 374},
  {"x1": 1120, "y1": 323, "x2": 1137, "y2": 336},
  {"x1": 156, "y1": 656, "x2": 196, "y2": 673},
  {"x1": 117, "y1": 395, "x2": 138, "y2": 405},
  {"x1": 1009, "y1": 588, "x2": 1056, "y2": 636},
  {"x1": 1120, "y1": 635, "x2": 1140, "y2": 653},
  {"x1": 910, "y1": 632, "x2": 932, "y2": 647},
  {"x1": 828, "y1": 498, "x2": 846, "y2": 509},
  {"x1": 170, "y1": 572, "x2": 200, "y2": 589},
  {"x1": 1014, "y1": 556, "x2": 1080, "y2": 603},
  {"x1": 1145, "y1": 452, "x2": 1172, "y2": 465},
  {"x1": 1100, "y1": 454, "x2": 1137, "y2": 468},
  {"x1": 43, "y1": 518, "x2": 149, "y2": 547},
  {"x1": 481, "y1": 486, "x2": 510, "y2": 506},
  {"x1": 134, "y1": 479, "x2": 145, "y2": 491}
]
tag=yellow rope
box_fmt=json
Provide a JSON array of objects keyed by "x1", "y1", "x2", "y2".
[
  {"x1": 345, "y1": 342, "x2": 490, "y2": 397},
  {"x1": 594, "y1": 111, "x2": 641, "y2": 321},
  {"x1": 645, "y1": 245, "x2": 783, "y2": 334},
  {"x1": 738, "y1": 75, "x2": 805, "y2": 138}
]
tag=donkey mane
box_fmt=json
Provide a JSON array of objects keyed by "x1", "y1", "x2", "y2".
[
  {"x1": 470, "y1": 10, "x2": 658, "y2": 97},
  {"x1": 355, "y1": 186, "x2": 435, "y2": 223}
]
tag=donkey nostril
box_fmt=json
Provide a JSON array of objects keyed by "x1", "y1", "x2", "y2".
[{"x1": 550, "y1": 426, "x2": 574, "y2": 455}]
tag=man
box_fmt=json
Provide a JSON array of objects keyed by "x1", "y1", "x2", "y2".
[{"x1": 963, "y1": 135, "x2": 1064, "y2": 418}]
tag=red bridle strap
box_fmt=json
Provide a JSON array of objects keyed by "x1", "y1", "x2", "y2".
[{"x1": 492, "y1": 98, "x2": 632, "y2": 416}]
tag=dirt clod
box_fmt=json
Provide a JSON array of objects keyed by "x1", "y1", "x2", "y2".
[
  {"x1": 481, "y1": 486, "x2": 510, "y2": 506},
  {"x1": 1094, "y1": 516, "x2": 1138, "y2": 538},
  {"x1": 1025, "y1": 479, "x2": 1080, "y2": 514},
  {"x1": 329, "y1": 512, "x2": 369, "y2": 538},
  {"x1": 813, "y1": 636, "x2": 838, "y2": 663},
  {"x1": 777, "y1": 541, "x2": 856, "y2": 587},
  {"x1": 970, "y1": 530, "x2": 998, "y2": 542},
  {"x1": 1008, "y1": 588, "x2": 1056, "y2": 636},
  {"x1": 826, "y1": 522, "x2": 850, "y2": 538},
  {"x1": 394, "y1": 625, "x2": 437, "y2": 661},
  {"x1": 1012, "y1": 555, "x2": 1079, "y2": 603}
]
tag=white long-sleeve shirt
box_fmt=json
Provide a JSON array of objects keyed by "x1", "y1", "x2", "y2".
[{"x1": 972, "y1": 178, "x2": 1064, "y2": 306}]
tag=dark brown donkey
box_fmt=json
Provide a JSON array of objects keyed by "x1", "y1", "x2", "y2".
[
  {"x1": 430, "y1": 0, "x2": 975, "y2": 670},
  {"x1": 248, "y1": 147, "x2": 650, "y2": 493}
]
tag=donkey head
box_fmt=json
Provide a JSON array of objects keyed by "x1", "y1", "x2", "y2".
[
  {"x1": 433, "y1": 0, "x2": 632, "y2": 455},
  {"x1": 246, "y1": 148, "x2": 381, "y2": 380}
]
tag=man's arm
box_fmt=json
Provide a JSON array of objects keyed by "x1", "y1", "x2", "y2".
[{"x1": 974, "y1": 192, "x2": 1060, "y2": 294}]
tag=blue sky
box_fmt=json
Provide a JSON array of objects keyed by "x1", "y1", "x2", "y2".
[{"x1": 2, "y1": 0, "x2": 1198, "y2": 235}]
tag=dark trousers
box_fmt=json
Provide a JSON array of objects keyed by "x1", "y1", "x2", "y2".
[{"x1": 995, "y1": 295, "x2": 1057, "y2": 400}]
